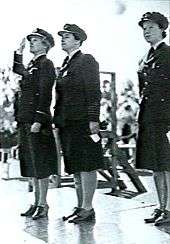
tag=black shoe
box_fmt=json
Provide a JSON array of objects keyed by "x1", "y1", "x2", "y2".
[
  {"x1": 155, "y1": 210, "x2": 170, "y2": 226},
  {"x1": 21, "y1": 205, "x2": 37, "y2": 217},
  {"x1": 144, "y1": 208, "x2": 163, "y2": 223},
  {"x1": 68, "y1": 208, "x2": 95, "y2": 224},
  {"x1": 62, "y1": 207, "x2": 82, "y2": 221},
  {"x1": 32, "y1": 205, "x2": 49, "y2": 220}
]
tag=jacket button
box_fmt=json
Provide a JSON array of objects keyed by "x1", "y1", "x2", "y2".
[
  {"x1": 144, "y1": 82, "x2": 148, "y2": 86},
  {"x1": 161, "y1": 98, "x2": 165, "y2": 102}
]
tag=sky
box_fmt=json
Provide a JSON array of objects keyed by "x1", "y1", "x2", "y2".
[{"x1": 0, "y1": 0, "x2": 169, "y2": 92}]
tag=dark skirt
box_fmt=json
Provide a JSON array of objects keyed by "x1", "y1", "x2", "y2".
[
  {"x1": 59, "y1": 120, "x2": 104, "y2": 174},
  {"x1": 136, "y1": 106, "x2": 170, "y2": 172},
  {"x1": 18, "y1": 123, "x2": 58, "y2": 178}
]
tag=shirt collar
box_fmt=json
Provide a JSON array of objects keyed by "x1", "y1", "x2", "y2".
[
  {"x1": 33, "y1": 52, "x2": 46, "y2": 61},
  {"x1": 152, "y1": 40, "x2": 164, "y2": 50},
  {"x1": 68, "y1": 49, "x2": 80, "y2": 60}
]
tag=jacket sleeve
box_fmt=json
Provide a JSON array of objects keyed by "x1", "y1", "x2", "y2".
[
  {"x1": 34, "y1": 59, "x2": 56, "y2": 123},
  {"x1": 82, "y1": 54, "x2": 101, "y2": 122},
  {"x1": 13, "y1": 51, "x2": 29, "y2": 77}
]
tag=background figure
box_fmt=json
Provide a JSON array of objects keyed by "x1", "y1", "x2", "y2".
[
  {"x1": 136, "y1": 12, "x2": 170, "y2": 226},
  {"x1": 0, "y1": 67, "x2": 18, "y2": 179},
  {"x1": 54, "y1": 24, "x2": 103, "y2": 223},
  {"x1": 116, "y1": 80, "x2": 138, "y2": 161},
  {"x1": 0, "y1": 131, "x2": 17, "y2": 179},
  {"x1": 13, "y1": 28, "x2": 58, "y2": 220},
  {"x1": 100, "y1": 79, "x2": 112, "y2": 131}
]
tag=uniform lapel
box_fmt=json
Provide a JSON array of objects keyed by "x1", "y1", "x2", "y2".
[
  {"x1": 67, "y1": 50, "x2": 82, "y2": 71},
  {"x1": 59, "y1": 51, "x2": 82, "y2": 77}
]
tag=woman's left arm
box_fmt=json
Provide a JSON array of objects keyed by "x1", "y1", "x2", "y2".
[
  {"x1": 34, "y1": 59, "x2": 56, "y2": 125},
  {"x1": 82, "y1": 54, "x2": 101, "y2": 134}
]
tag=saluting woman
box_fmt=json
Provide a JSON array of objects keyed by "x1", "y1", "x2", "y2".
[{"x1": 13, "y1": 28, "x2": 58, "y2": 220}]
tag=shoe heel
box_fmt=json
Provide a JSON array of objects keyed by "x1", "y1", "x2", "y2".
[
  {"x1": 62, "y1": 207, "x2": 81, "y2": 221},
  {"x1": 32, "y1": 205, "x2": 49, "y2": 220},
  {"x1": 62, "y1": 213, "x2": 75, "y2": 221}
]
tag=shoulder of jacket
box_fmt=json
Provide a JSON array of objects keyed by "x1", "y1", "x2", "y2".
[
  {"x1": 81, "y1": 53, "x2": 98, "y2": 64},
  {"x1": 156, "y1": 44, "x2": 170, "y2": 59},
  {"x1": 39, "y1": 57, "x2": 54, "y2": 67},
  {"x1": 158, "y1": 43, "x2": 170, "y2": 52},
  {"x1": 162, "y1": 42, "x2": 170, "y2": 48},
  {"x1": 165, "y1": 45, "x2": 170, "y2": 52},
  {"x1": 82, "y1": 53, "x2": 95, "y2": 59}
]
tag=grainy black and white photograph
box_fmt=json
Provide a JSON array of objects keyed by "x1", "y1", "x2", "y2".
[{"x1": 0, "y1": 0, "x2": 170, "y2": 243}]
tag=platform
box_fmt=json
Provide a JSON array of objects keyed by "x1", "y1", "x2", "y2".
[{"x1": 0, "y1": 163, "x2": 170, "y2": 244}]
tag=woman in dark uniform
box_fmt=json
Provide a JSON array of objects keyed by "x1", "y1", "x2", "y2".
[
  {"x1": 54, "y1": 24, "x2": 103, "y2": 223},
  {"x1": 136, "y1": 12, "x2": 170, "y2": 226},
  {"x1": 13, "y1": 28, "x2": 58, "y2": 220}
]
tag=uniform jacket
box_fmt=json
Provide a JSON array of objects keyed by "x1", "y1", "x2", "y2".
[
  {"x1": 53, "y1": 50, "x2": 101, "y2": 126},
  {"x1": 13, "y1": 52, "x2": 56, "y2": 124},
  {"x1": 136, "y1": 42, "x2": 170, "y2": 171},
  {"x1": 138, "y1": 42, "x2": 170, "y2": 124}
]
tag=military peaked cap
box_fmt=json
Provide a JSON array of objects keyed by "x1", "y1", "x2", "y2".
[
  {"x1": 27, "y1": 28, "x2": 55, "y2": 47},
  {"x1": 138, "y1": 12, "x2": 169, "y2": 30},
  {"x1": 58, "y1": 24, "x2": 87, "y2": 41}
]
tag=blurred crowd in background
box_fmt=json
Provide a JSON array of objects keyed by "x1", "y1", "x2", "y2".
[
  {"x1": 0, "y1": 66, "x2": 139, "y2": 179},
  {"x1": 0, "y1": 66, "x2": 139, "y2": 149}
]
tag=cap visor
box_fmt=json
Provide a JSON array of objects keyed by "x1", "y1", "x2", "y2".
[
  {"x1": 27, "y1": 33, "x2": 44, "y2": 41},
  {"x1": 58, "y1": 30, "x2": 74, "y2": 36},
  {"x1": 138, "y1": 18, "x2": 151, "y2": 27}
]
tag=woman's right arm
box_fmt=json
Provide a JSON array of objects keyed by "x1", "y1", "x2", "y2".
[{"x1": 13, "y1": 38, "x2": 29, "y2": 77}]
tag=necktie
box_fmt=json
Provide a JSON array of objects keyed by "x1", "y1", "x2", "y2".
[
  {"x1": 62, "y1": 56, "x2": 69, "y2": 67},
  {"x1": 59, "y1": 56, "x2": 70, "y2": 77},
  {"x1": 147, "y1": 47, "x2": 155, "y2": 60}
]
